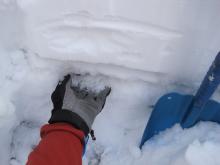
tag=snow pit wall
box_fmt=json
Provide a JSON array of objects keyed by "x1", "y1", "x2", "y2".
[
  {"x1": 0, "y1": 0, "x2": 220, "y2": 165},
  {"x1": 21, "y1": 0, "x2": 220, "y2": 84}
]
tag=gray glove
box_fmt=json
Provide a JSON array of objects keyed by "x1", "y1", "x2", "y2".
[{"x1": 49, "y1": 74, "x2": 111, "y2": 136}]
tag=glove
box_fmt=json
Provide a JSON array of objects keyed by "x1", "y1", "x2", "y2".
[{"x1": 49, "y1": 74, "x2": 111, "y2": 137}]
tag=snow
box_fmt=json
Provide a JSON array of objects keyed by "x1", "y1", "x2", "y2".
[
  {"x1": 1, "y1": 0, "x2": 220, "y2": 165},
  {"x1": 71, "y1": 74, "x2": 108, "y2": 93}
]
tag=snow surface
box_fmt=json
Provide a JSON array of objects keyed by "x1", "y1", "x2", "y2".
[{"x1": 1, "y1": 0, "x2": 220, "y2": 165}]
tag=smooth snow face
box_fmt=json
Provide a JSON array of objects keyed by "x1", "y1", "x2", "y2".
[
  {"x1": 20, "y1": 0, "x2": 220, "y2": 84},
  {"x1": 1, "y1": 0, "x2": 220, "y2": 165}
]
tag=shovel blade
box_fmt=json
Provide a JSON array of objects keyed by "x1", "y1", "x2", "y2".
[{"x1": 140, "y1": 92, "x2": 220, "y2": 148}]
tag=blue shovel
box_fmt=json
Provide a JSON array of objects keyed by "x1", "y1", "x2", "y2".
[{"x1": 140, "y1": 52, "x2": 220, "y2": 149}]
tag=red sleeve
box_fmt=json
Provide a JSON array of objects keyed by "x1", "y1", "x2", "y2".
[{"x1": 26, "y1": 123, "x2": 85, "y2": 165}]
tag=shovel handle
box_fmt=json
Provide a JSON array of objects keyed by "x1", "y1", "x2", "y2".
[{"x1": 194, "y1": 52, "x2": 220, "y2": 108}]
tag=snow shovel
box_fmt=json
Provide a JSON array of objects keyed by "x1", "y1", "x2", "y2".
[{"x1": 140, "y1": 52, "x2": 220, "y2": 149}]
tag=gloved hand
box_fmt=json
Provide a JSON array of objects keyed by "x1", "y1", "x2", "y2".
[{"x1": 49, "y1": 74, "x2": 111, "y2": 137}]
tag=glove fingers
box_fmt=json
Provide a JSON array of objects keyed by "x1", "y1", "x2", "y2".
[
  {"x1": 51, "y1": 74, "x2": 71, "y2": 110},
  {"x1": 98, "y1": 87, "x2": 111, "y2": 99},
  {"x1": 97, "y1": 87, "x2": 111, "y2": 109},
  {"x1": 72, "y1": 86, "x2": 89, "y2": 99},
  {"x1": 61, "y1": 74, "x2": 71, "y2": 86},
  {"x1": 70, "y1": 73, "x2": 91, "y2": 99}
]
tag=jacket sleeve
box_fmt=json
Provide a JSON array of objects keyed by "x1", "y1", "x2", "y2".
[{"x1": 26, "y1": 123, "x2": 85, "y2": 165}]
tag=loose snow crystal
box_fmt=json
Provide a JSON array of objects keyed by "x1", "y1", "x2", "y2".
[{"x1": 71, "y1": 73, "x2": 108, "y2": 93}]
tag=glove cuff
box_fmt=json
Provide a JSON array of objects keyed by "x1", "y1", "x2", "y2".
[{"x1": 48, "y1": 109, "x2": 90, "y2": 136}]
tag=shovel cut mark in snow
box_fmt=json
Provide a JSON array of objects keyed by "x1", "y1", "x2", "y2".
[
  {"x1": 27, "y1": 12, "x2": 183, "y2": 78},
  {"x1": 35, "y1": 12, "x2": 182, "y2": 38},
  {"x1": 32, "y1": 50, "x2": 170, "y2": 84}
]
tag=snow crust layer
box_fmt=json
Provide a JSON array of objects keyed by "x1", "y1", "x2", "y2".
[{"x1": 1, "y1": 0, "x2": 220, "y2": 164}]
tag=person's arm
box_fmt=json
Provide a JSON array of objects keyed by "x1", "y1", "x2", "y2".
[
  {"x1": 27, "y1": 123, "x2": 84, "y2": 165},
  {"x1": 26, "y1": 74, "x2": 111, "y2": 165}
]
